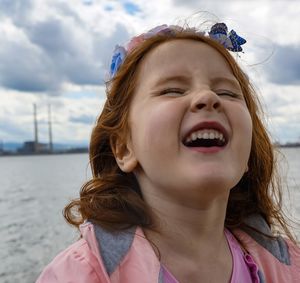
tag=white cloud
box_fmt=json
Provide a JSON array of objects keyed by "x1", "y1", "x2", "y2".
[
  {"x1": 253, "y1": 82, "x2": 300, "y2": 143},
  {"x1": 1, "y1": 0, "x2": 300, "y2": 144}
]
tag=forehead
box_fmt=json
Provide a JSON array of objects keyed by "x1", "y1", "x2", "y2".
[{"x1": 136, "y1": 39, "x2": 237, "y2": 86}]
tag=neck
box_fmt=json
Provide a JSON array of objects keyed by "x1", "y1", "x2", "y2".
[
  {"x1": 143, "y1": 192, "x2": 233, "y2": 283},
  {"x1": 143, "y1": 191, "x2": 230, "y2": 261}
]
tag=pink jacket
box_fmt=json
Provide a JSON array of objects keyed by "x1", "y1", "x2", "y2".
[{"x1": 37, "y1": 218, "x2": 300, "y2": 283}]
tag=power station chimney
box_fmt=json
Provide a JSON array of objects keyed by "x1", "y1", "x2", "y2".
[
  {"x1": 0, "y1": 139, "x2": 3, "y2": 154},
  {"x1": 33, "y1": 103, "x2": 39, "y2": 153},
  {"x1": 48, "y1": 104, "x2": 53, "y2": 153}
]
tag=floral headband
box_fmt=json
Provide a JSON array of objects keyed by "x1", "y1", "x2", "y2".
[{"x1": 109, "y1": 23, "x2": 246, "y2": 78}]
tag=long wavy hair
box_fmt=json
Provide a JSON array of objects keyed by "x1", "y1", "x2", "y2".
[{"x1": 64, "y1": 29, "x2": 296, "y2": 240}]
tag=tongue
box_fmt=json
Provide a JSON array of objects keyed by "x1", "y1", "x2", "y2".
[{"x1": 189, "y1": 139, "x2": 222, "y2": 147}]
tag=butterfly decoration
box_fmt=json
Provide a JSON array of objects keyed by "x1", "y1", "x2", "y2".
[
  {"x1": 208, "y1": 23, "x2": 246, "y2": 52},
  {"x1": 110, "y1": 45, "x2": 127, "y2": 78}
]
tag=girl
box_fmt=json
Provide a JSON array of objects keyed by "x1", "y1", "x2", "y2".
[{"x1": 37, "y1": 23, "x2": 300, "y2": 282}]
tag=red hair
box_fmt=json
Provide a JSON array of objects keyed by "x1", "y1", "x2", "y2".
[{"x1": 64, "y1": 30, "x2": 296, "y2": 240}]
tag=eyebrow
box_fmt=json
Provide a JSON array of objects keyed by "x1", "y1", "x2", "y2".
[
  {"x1": 210, "y1": 76, "x2": 241, "y2": 90},
  {"x1": 152, "y1": 75, "x2": 242, "y2": 90},
  {"x1": 153, "y1": 75, "x2": 192, "y2": 88}
]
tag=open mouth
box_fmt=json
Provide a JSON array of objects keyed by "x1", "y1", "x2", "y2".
[{"x1": 183, "y1": 129, "x2": 228, "y2": 148}]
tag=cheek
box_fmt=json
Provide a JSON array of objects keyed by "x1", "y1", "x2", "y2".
[
  {"x1": 231, "y1": 104, "x2": 253, "y2": 137},
  {"x1": 227, "y1": 104, "x2": 252, "y2": 154},
  {"x1": 237, "y1": 110, "x2": 253, "y2": 158},
  {"x1": 130, "y1": 102, "x2": 181, "y2": 153},
  {"x1": 243, "y1": 112, "x2": 253, "y2": 143}
]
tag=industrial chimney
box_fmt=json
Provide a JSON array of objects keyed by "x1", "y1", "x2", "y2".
[
  {"x1": 33, "y1": 103, "x2": 38, "y2": 153},
  {"x1": 48, "y1": 104, "x2": 53, "y2": 153}
]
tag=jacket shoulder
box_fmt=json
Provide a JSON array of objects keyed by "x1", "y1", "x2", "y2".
[
  {"x1": 36, "y1": 239, "x2": 110, "y2": 283},
  {"x1": 233, "y1": 228, "x2": 300, "y2": 282}
]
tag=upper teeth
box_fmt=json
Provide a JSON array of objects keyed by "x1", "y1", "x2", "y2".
[{"x1": 185, "y1": 129, "x2": 225, "y2": 144}]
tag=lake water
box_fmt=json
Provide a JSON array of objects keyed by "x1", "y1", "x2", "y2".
[{"x1": 0, "y1": 148, "x2": 299, "y2": 283}]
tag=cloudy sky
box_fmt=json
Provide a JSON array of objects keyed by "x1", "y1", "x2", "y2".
[{"x1": 1, "y1": 0, "x2": 300, "y2": 147}]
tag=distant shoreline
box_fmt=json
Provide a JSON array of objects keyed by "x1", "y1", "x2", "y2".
[
  {"x1": 0, "y1": 149, "x2": 88, "y2": 157},
  {"x1": 276, "y1": 144, "x2": 300, "y2": 148}
]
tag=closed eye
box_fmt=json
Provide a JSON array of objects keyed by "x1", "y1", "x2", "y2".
[
  {"x1": 216, "y1": 90, "x2": 242, "y2": 99},
  {"x1": 160, "y1": 88, "x2": 186, "y2": 96}
]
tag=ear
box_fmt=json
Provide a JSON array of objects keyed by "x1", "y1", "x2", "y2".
[{"x1": 114, "y1": 138, "x2": 138, "y2": 173}]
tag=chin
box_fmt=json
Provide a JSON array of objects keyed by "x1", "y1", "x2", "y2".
[{"x1": 186, "y1": 173, "x2": 239, "y2": 192}]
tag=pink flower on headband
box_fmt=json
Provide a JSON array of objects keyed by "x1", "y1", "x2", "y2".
[
  {"x1": 126, "y1": 25, "x2": 174, "y2": 52},
  {"x1": 108, "y1": 25, "x2": 196, "y2": 79},
  {"x1": 126, "y1": 34, "x2": 145, "y2": 53},
  {"x1": 144, "y1": 24, "x2": 171, "y2": 38}
]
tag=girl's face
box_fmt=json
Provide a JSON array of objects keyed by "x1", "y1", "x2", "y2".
[{"x1": 123, "y1": 39, "x2": 252, "y2": 205}]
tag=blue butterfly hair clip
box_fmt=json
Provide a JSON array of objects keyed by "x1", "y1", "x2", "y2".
[{"x1": 208, "y1": 23, "x2": 246, "y2": 52}]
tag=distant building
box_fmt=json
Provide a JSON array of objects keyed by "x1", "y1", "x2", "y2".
[{"x1": 17, "y1": 141, "x2": 49, "y2": 154}]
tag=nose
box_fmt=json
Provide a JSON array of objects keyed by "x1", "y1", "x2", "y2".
[{"x1": 190, "y1": 89, "x2": 222, "y2": 112}]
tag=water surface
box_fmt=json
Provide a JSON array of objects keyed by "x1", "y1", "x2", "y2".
[{"x1": 0, "y1": 149, "x2": 299, "y2": 283}]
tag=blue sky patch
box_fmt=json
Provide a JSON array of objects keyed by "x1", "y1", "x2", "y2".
[
  {"x1": 105, "y1": 5, "x2": 114, "y2": 12},
  {"x1": 82, "y1": 0, "x2": 93, "y2": 5},
  {"x1": 123, "y1": 1, "x2": 141, "y2": 15}
]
